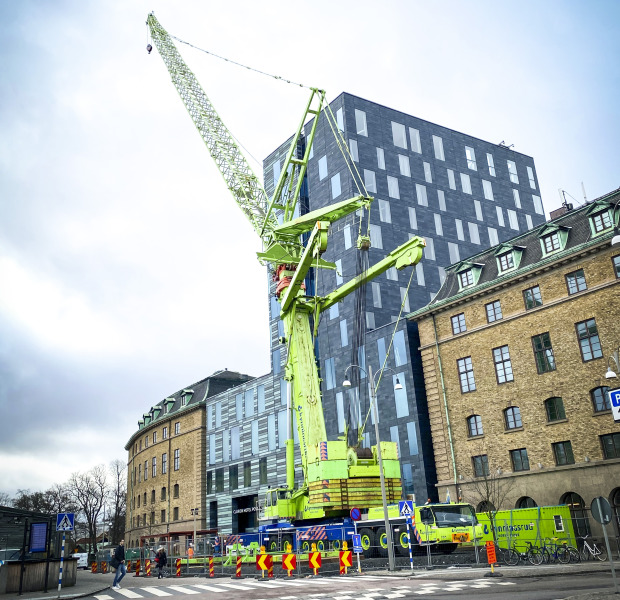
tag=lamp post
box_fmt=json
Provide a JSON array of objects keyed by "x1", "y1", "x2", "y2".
[
  {"x1": 190, "y1": 508, "x2": 199, "y2": 548},
  {"x1": 343, "y1": 364, "x2": 403, "y2": 572},
  {"x1": 605, "y1": 347, "x2": 619, "y2": 380}
]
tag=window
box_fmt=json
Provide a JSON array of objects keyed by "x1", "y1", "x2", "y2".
[
  {"x1": 532, "y1": 332, "x2": 556, "y2": 373},
  {"x1": 152, "y1": 457, "x2": 157, "y2": 477},
  {"x1": 340, "y1": 319, "x2": 348, "y2": 347},
  {"x1": 487, "y1": 153, "x2": 496, "y2": 176},
  {"x1": 592, "y1": 210, "x2": 612, "y2": 233},
  {"x1": 174, "y1": 422, "x2": 180, "y2": 435},
  {"x1": 144, "y1": 460, "x2": 148, "y2": 480},
  {"x1": 507, "y1": 160, "x2": 519, "y2": 184},
  {"x1": 138, "y1": 464, "x2": 141, "y2": 482},
  {"x1": 517, "y1": 497, "x2": 538, "y2": 509},
  {"x1": 161, "y1": 486, "x2": 167, "y2": 500},
  {"x1": 390, "y1": 425, "x2": 401, "y2": 457},
  {"x1": 415, "y1": 184, "x2": 428, "y2": 206},
  {"x1": 527, "y1": 166, "x2": 536, "y2": 189},
  {"x1": 553, "y1": 441, "x2": 575, "y2": 466},
  {"x1": 493, "y1": 346, "x2": 514, "y2": 384},
  {"x1": 236, "y1": 393, "x2": 243, "y2": 421},
  {"x1": 474, "y1": 200, "x2": 483, "y2": 221},
  {"x1": 523, "y1": 285, "x2": 542, "y2": 309},
  {"x1": 393, "y1": 373, "x2": 409, "y2": 418},
  {"x1": 512, "y1": 189, "x2": 521, "y2": 209},
  {"x1": 369, "y1": 224, "x2": 383, "y2": 249},
  {"x1": 434, "y1": 213, "x2": 443, "y2": 236},
  {"x1": 378, "y1": 199, "x2": 392, "y2": 223},
  {"x1": 173, "y1": 507, "x2": 179, "y2": 521},
  {"x1": 259, "y1": 457, "x2": 268, "y2": 485},
  {"x1": 215, "y1": 468, "x2": 224, "y2": 492},
  {"x1": 393, "y1": 330, "x2": 408, "y2": 367},
  {"x1": 335, "y1": 259, "x2": 343, "y2": 285},
  {"x1": 447, "y1": 169, "x2": 456, "y2": 190},
  {"x1": 277, "y1": 409, "x2": 287, "y2": 448},
  {"x1": 545, "y1": 397, "x2": 566, "y2": 421},
  {"x1": 498, "y1": 252, "x2": 514, "y2": 272},
  {"x1": 457, "y1": 357, "x2": 476, "y2": 393},
  {"x1": 465, "y1": 146, "x2": 477, "y2": 170},
  {"x1": 486, "y1": 300, "x2": 502, "y2": 323},
  {"x1": 504, "y1": 406, "x2": 522, "y2": 429},
  {"x1": 376, "y1": 147, "x2": 385, "y2": 169},
  {"x1": 507, "y1": 209, "x2": 519, "y2": 230},
  {"x1": 455, "y1": 219, "x2": 465, "y2": 241},
  {"x1": 468, "y1": 223, "x2": 480, "y2": 244},
  {"x1": 145, "y1": 435, "x2": 149, "y2": 448},
  {"x1": 410, "y1": 128, "x2": 422, "y2": 153},
  {"x1": 448, "y1": 242, "x2": 460, "y2": 264},
  {"x1": 151, "y1": 489, "x2": 156, "y2": 504},
  {"x1": 398, "y1": 155, "x2": 411, "y2": 176},
  {"x1": 437, "y1": 189, "x2": 446, "y2": 211},
  {"x1": 591, "y1": 386, "x2": 611, "y2": 412},
  {"x1": 406, "y1": 421, "x2": 419, "y2": 455},
  {"x1": 533, "y1": 195, "x2": 544, "y2": 214},
  {"x1": 423, "y1": 162, "x2": 432, "y2": 183},
  {"x1": 391, "y1": 121, "x2": 407, "y2": 149},
  {"x1": 424, "y1": 237, "x2": 435, "y2": 260},
  {"x1": 215, "y1": 402, "x2": 222, "y2": 427},
  {"x1": 458, "y1": 269, "x2": 473, "y2": 288},
  {"x1": 409, "y1": 207, "x2": 418, "y2": 230},
  {"x1": 460, "y1": 173, "x2": 472, "y2": 194},
  {"x1": 173, "y1": 483, "x2": 179, "y2": 498},
  {"x1": 613, "y1": 255, "x2": 620, "y2": 278},
  {"x1": 481, "y1": 180, "x2": 493, "y2": 202},
  {"x1": 251, "y1": 419, "x2": 259, "y2": 455},
  {"x1": 273, "y1": 159, "x2": 281, "y2": 187},
  {"x1": 173, "y1": 448, "x2": 180, "y2": 471},
  {"x1": 510, "y1": 448, "x2": 530, "y2": 471},
  {"x1": 432, "y1": 135, "x2": 444, "y2": 160},
  {"x1": 543, "y1": 233, "x2": 560, "y2": 253},
  {"x1": 467, "y1": 415, "x2": 483, "y2": 437},
  {"x1": 231, "y1": 426, "x2": 240, "y2": 460},
  {"x1": 355, "y1": 109, "x2": 367, "y2": 136},
  {"x1": 451, "y1": 313, "x2": 466, "y2": 334},
  {"x1": 273, "y1": 348, "x2": 281, "y2": 374},
  {"x1": 161, "y1": 509, "x2": 166, "y2": 522},
  {"x1": 371, "y1": 282, "x2": 382, "y2": 308},
  {"x1": 162, "y1": 452, "x2": 167, "y2": 474},
  {"x1": 576, "y1": 318, "x2": 602, "y2": 362},
  {"x1": 387, "y1": 175, "x2": 400, "y2": 199},
  {"x1": 318, "y1": 156, "x2": 328, "y2": 180},
  {"x1": 343, "y1": 225, "x2": 352, "y2": 250},
  {"x1": 229, "y1": 465, "x2": 238, "y2": 491},
  {"x1": 566, "y1": 269, "x2": 587, "y2": 294},
  {"x1": 473, "y1": 455, "x2": 489, "y2": 477},
  {"x1": 496, "y1": 206, "x2": 505, "y2": 227},
  {"x1": 243, "y1": 461, "x2": 252, "y2": 487},
  {"x1": 601, "y1": 433, "x2": 620, "y2": 459},
  {"x1": 245, "y1": 389, "x2": 255, "y2": 418},
  {"x1": 488, "y1": 227, "x2": 499, "y2": 246},
  {"x1": 366, "y1": 311, "x2": 375, "y2": 330},
  {"x1": 400, "y1": 286, "x2": 411, "y2": 311},
  {"x1": 267, "y1": 413, "x2": 276, "y2": 451},
  {"x1": 386, "y1": 266, "x2": 398, "y2": 281},
  {"x1": 349, "y1": 139, "x2": 358, "y2": 161},
  {"x1": 331, "y1": 173, "x2": 341, "y2": 199},
  {"x1": 324, "y1": 357, "x2": 336, "y2": 390}
]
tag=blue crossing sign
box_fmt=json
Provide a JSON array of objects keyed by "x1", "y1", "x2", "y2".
[
  {"x1": 56, "y1": 513, "x2": 74, "y2": 532},
  {"x1": 608, "y1": 388, "x2": 620, "y2": 422},
  {"x1": 399, "y1": 500, "x2": 414, "y2": 516}
]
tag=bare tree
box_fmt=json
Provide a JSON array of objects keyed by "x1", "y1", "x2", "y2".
[
  {"x1": 66, "y1": 465, "x2": 108, "y2": 553},
  {"x1": 0, "y1": 491, "x2": 12, "y2": 506},
  {"x1": 108, "y1": 460, "x2": 127, "y2": 544}
]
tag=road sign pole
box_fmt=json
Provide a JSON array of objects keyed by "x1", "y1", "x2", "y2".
[
  {"x1": 406, "y1": 516, "x2": 413, "y2": 571},
  {"x1": 353, "y1": 521, "x2": 361, "y2": 574},
  {"x1": 595, "y1": 497, "x2": 619, "y2": 594},
  {"x1": 57, "y1": 531, "x2": 65, "y2": 598}
]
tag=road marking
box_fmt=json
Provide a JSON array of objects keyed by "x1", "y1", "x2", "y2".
[
  {"x1": 165, "y1": 585, "x2": 200, "y2": 594},
  {"x1": 93, "y1": 596, "x2": 114, "y2": 600},
  {"x1": 237, "y1": 580, "x2": 284, "y2": 589},
  {"x1": 116, "y1": 590, "x2": 144, "y2": 598},
  {"x1": 190, "y1": 584, "x2": 226, "y2": 593},
  {"x1": 140, "y1": 587, "x2": 173, "y2": 596},
  {"x1": 213, "y1": 582, "x2": 260, "y2": 591}
]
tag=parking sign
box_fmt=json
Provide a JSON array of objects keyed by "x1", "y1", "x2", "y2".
[{"x1": 608, "y1": 388, "x2": 620, "y2": 422}]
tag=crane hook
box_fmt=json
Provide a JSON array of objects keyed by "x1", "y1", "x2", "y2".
[{"x1": 147, "y1": 44, "x2": 153, "y2": 54}]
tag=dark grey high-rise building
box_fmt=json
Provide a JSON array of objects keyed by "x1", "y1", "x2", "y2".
[{"x1": 264, "y1": 92, "x2": 546, "y2": 502}]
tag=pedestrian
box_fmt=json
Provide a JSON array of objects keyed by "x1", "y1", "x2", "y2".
[
  {"x1": 155, "y1": 546, "x2": 167, "y2": 579},
  {"x1": 213, "y1": 535, "x2": 221, "y2": 556},
  {"x1": 111, "y1": 539, "x2": 126, "y2": 590},
  {"x1": 187, "y1": 543, "x2": 194, "y2": 560}
]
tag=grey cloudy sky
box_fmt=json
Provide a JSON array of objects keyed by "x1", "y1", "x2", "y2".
[{"x1": 1, "y1": 0, "x2": 618, "y2": 496}]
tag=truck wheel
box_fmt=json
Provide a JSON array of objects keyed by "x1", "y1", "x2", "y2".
[
  {"x1": 268, "y1": 540, "x2": 279, "y2": 552},
  {"x1": 316, "y1": 540, "x2": 325, "y2": 552},
  {"x1": 281, "y1": 534, "x2": 293, "y2": 552},
  {"x1": 301, "y1": 541, "x2": 310, "y2": 553},
  {"x1": 332, "y1": 539, "x2": 341, "y2": 551},
  {"x1": 359, "y1": 528, "x2": 376, "y2": 558},
  {"x1": 377, "y1": 527, "x2": 388, "y2": 558},
  {"x1": 396, "y1": 529, "x2": 411, "y2": 556}
]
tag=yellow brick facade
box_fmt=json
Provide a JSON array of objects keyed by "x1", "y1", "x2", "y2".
[
  {"x1": 414, "y1": 219, "x2": 620, "y2": 535},
  {"x1": 125, "y1": 406, "x2": 206, "y2": 548}
]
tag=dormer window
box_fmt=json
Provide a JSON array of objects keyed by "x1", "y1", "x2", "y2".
[
  {"x1": 543, "y1": 232, "x2": 560, "y2": 253},
  {"x1": 592, "y1": 210, "x2": 612, "y2": 233},
  {"x1": 454, "y1": 262, "x2": 483, "y2": 290},
  {"x1": 459, "y1": 270, "x2": 473, "y2": 287},
  {"x1": 498, "y1": 252, "x2": 514, "y2": 272},
  {"x1": 182, "y1": 389, "x2": 194, "y2": 406}
]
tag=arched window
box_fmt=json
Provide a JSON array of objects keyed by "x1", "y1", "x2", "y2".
[
  {"x1": 516, "y1": 496, "x2": 537, "y2": 509},
  {"x1": 173, "y1": 483, "x2": 180, "y2": 498},
  {"x1": 143, "y1": 492, "x2": 147, "y2": 505},
  {"x1": 467, "y1": 415, "x2": 483, "y2": 437},
  {"x1": 151, "y1": 489, "x2": 156, "y2": 504},
  {"x1": 477, "y1": 500, "x2": 496, "y2": 513},
  {"x1": 544, "y1": 397, "x2": 566, "y2": 421},
  {"x1": 591, "y1": 386, "x2": 611, "y2": 412},
  {"x1": 161, "y1": 486, "x2": 167, "y2": 501},
  {"x1": 560, "y1": 491, "x2": 591, "y2": 538},
  {"x1": 504, "y1": 406, "x2": 522, "y2": 429},
  {"x1": 137, "y1": 495, "x2": 140, "y2": 508}
]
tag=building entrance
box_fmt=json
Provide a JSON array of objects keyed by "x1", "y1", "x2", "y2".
[{"x1": 232, "y1": 494, "x2": 258, "y2": 533}]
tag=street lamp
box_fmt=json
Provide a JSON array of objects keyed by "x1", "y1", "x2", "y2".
[
  {"x1": 190, "y1": 508, "x2": 199, "y2": 548},
  {"x1": 343, "y1": 364, "x2": 402, "y2": 572},
  {"x1": 605, "y1": 347, "x2": 620, "y2": 379}
]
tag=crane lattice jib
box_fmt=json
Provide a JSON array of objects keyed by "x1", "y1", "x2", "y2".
[{"x1": 147, "y1": 14, "x2": 277, "y2": 241}]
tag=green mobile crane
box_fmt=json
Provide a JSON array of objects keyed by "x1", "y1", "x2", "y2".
[{"x1": 146, "y1": 14, "x2": 425, "y2": 526}]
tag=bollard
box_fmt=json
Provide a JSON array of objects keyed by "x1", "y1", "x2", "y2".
[
  {"x1": 134, "y1": 559, "x2": 141, "y2": 577},
  {"x1": 127, "y1": 560, "x2": 132, "y2": 572},
  {"x1": 339, "y1": 542, "x2": 352, "y2": 576},
  {"x1": 208, "y1": 556, "x2": 214, "y2": 578},
  {"x1": 282, "y1": 552, "x2": 296, "y2": 577},
  {"x1": 91, "y1": 562, "x2": 97, "y2": 574},
  {"x1": 145, "y1": 558, "x2": 151, "y2": 577},
  {"x1": 175, "y1": 558, "x2": 181, "y2": 577},
  {"x1": 309, "y1": 543, "x2": 321, "y2": 576},
  {"x1": 102, "y1": 561, "x2": 107, "y2": 574},
  {"x1": 235, "y1": 555, "x2": 242, "y2": 578}
]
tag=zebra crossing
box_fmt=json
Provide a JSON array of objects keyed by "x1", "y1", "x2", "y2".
[{"x1": 94, "y1": 575, "x2": 515, "y2": 599}]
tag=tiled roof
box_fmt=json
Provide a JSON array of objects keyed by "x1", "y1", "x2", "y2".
[{"x1": 410, "y1": 187, "x2": 620, "y2": 318}]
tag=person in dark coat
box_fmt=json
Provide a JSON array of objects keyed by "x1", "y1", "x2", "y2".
[
  {"x1": 111, "y1": 539, "x2": 126, "y2": 590},
  {"x1": 155, "y1": 546, "x2": 167, "y2": 579}
]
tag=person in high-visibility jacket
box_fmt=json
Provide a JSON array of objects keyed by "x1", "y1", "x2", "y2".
[{"x1": 187, "y1": 544, "x2": 194, "y2": 560}]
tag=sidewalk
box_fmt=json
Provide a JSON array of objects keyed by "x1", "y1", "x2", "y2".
[{"x1": 7, "y1": 561, "x2": 618, "y2": 599}]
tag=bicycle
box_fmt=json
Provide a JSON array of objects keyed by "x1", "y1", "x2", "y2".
[
  {"x1": 504, "y1": 541, "x2": 544, "y2": 566},
  {"x1": 579, "y1": 535, "x2": 608, "y2": 562},
  {"x1": 539, "y1": 537, "x2": 570, "y2": 564}
]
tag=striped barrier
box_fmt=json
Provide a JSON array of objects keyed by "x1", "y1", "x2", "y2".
[
  {"x1": 91, "y1": 562, "x2": 97, "y2": 574},
  {"x1": 127, "y1": 560, "x2": 132, "y2": 572},
  {"x1": 235, "y1": 555, "x2": 242, "y2": 578},
  {"x1": 208, "y1": 556, "x2": 214, "y2": 578},
  {"x1": 134, "y1": 559, "x2": 141, "y2": 577},
  {"x1": 175, "y1": 558, "x2": 181, "y2": 577},
  {"x1": 102, "y1": 561, "x2": 107, "y2": 574},
  {"x1": 145, "y1": 559, "x2": 151, "y2": 577}
]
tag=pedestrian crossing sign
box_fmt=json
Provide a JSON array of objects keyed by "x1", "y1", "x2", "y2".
[
  {"x1": 399, "y1": 501, "x2": 414, "y2": 516},
  {"x1": 56, "y1": 513, "x2": 74, "y2": 532}
]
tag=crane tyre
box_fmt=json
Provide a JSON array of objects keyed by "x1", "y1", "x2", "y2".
[
  {"x1": 376, "y1": 527, "x2": 389, "y2": 558},
  {"x1": 281, "y1": 534, "x2": 293, "y2": 553},
  {"x1": 359, "y1": 528, "x2": 375, "y2": 558}
]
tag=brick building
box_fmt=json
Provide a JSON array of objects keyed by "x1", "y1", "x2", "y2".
[{"x1": 411, "y1": 189, "x2": 620, "y2": 537}]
